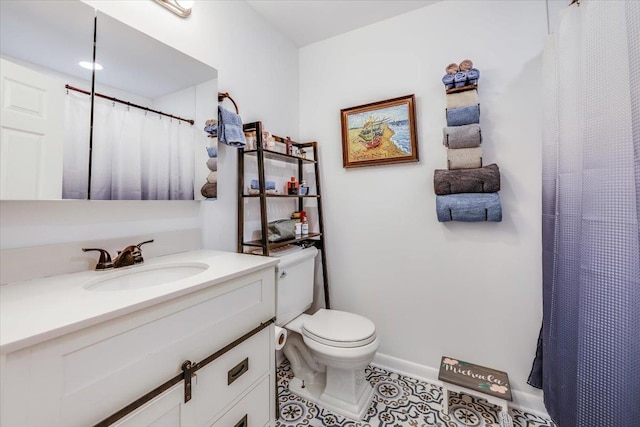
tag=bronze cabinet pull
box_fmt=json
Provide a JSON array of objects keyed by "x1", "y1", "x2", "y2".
[{"x1": 227, "y1": 358, "x2": 249, "y2": 385}]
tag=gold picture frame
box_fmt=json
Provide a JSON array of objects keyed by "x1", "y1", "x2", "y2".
[{"x1": 340, "y1": 94, "x2": 418, "y2": 168}]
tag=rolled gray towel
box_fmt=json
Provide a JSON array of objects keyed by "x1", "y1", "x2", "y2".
[
  {"x1": 443, "y1": 124, "x2": 482, "y2": 149},
  {"x1": 447, "y1": 147, "x2": 482, "y2": 169},
  {"x1": 433, "y1": 164, "x2": 500, "y2": 195},
  {"x1": 206, "y1": 157, "x2": 218, "y2": 172}
]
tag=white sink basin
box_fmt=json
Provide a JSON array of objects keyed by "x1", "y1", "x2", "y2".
[{"x1": 84, "y1": 262, "x2": 209, "y2": 291}]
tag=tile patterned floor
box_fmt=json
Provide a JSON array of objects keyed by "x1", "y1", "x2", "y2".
[{"x1": 276, "y1": 362, "x2": 556, "y2": 427}]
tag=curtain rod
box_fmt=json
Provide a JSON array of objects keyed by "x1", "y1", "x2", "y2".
[{"x1": 65, "y1": 84, "x2": 195, "y2": 125}]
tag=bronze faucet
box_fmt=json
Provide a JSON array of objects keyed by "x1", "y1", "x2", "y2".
[{"x1": 83, "y1": 239, "x2": 154, "y2": 270}]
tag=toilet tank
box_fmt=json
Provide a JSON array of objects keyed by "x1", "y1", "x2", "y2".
[{"x1": 274, "y1": 247, "x2": 318, "y2": 326}]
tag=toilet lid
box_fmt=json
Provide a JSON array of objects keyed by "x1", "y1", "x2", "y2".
[{"x1": 301, "y1": 309, "x2": 376, "y2": 348}]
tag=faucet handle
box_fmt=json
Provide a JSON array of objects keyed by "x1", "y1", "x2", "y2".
[
  {"x1": 132, "y1": 239, "x2": 154, "y2": 264},
  {"x1": 82, "y1": 248, "x2": 114, "y2": 270},
  {"x1": 136, "y1": 239, "x2": 154, "y2": 249}
]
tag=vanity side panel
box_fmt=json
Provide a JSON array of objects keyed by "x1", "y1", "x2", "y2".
[{"x1": 1, "y1": 350, "x2": 30, "y2": 427}]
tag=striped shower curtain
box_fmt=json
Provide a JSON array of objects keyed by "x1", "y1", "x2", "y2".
[{"x1": 533, "y1": 1, "x2": 640, "y2": 426}]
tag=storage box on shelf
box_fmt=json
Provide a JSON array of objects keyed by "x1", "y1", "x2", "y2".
[{"x1": 238, "y1": 121, "x2": 330, "y2": 308}]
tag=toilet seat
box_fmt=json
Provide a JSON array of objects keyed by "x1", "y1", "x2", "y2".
[{"x1": 301, "y1": 309, "x2": 376, "y2": 348}]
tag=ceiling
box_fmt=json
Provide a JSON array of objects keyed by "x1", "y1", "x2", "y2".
[
  {"x1": 246, "y1": 0, "x2": 439, "y2": 47},
  {"x1": 0, "y1": 1, "x2": 217, "y2": 100}
]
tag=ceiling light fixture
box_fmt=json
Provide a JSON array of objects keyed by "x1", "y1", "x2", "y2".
[
  {"x1": 152, "y1": 0, "x2": 193, "y2": 18},
  {"x1": 79, "y1": 61, "x2": 103, "y2": 71}
]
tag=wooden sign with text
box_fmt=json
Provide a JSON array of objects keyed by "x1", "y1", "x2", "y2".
[{"x1": 438, "y1": 356, "x2": 512, "y2": 401}]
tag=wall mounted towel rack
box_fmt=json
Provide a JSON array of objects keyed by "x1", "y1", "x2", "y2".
[{"x1": 218, "y1": 92, "x2": 239, "y2": 113}]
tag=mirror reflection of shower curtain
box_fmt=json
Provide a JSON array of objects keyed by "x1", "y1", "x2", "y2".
[
  {"x1": 62, "y1": 92, "x2": 91, "y2": 199},
  {"x1": 62, "y1": 94, "x2": 195, "y2": 200}
]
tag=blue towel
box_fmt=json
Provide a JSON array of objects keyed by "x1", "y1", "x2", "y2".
[
  {"x1": 207, "y1": 145, "x2": 218, "y2": 158},
  {"x1": 204, "y1": 123, "x2": 217, "y2": 137},
  {"x1": 446, "y1": 105, "x2": 480, "y2": 127},
  {"x1": 442, "y1": 74, "x2": 455, "y2": 89},
  {"x1": 467, "y1": 68, "x2": 480, "y2": 85},
  {"x1": 454, "y1": 71, "x2": 468, "y2": 88},
  {"x1": 218, "y1": 106, "x2": 246, "y2": 148},
  {"x1": 436, "y1": 193, "x2": 502, "y2": 222},
  {"x1": 250, "y1": 179, "x2": 275, "y2": 190}
]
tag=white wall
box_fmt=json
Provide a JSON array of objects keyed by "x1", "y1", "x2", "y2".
[
  {"x1": 0, "y1": 0, "x2": 298, "y2": 252},
  {"x1": 299, "y1": 0, "x2": 547, "y2": 403}
]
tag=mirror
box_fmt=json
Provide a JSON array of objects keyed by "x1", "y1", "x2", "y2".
[{"x1": 0, "y1": 1, "x2": 218, "y2": 200}]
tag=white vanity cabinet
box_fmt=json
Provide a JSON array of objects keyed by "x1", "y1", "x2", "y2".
[{"x1": 0, "y1": 251, "x2": 278, "y2": 427}]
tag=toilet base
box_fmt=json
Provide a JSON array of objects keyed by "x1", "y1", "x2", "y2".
[{"x1": 288, "y1": 372, "x2": 375, "y2": 420}]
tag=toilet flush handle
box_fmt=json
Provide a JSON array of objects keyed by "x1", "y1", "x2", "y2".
[{"x1": 280, "y1": 270, "x2": 287, "y2": 279}]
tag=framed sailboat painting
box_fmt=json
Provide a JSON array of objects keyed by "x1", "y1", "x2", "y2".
[{"x1": 340, "y1": 94, "x2": 418, "y2": 168}]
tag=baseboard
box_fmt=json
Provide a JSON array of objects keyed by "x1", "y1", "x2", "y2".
[{"x1": 372, "y1": 352, "x2": 549, "y2": 418}]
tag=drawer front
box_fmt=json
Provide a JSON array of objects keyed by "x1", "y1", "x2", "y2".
[
  {"x1": 193, "y1": 327, "x2": 271, "y2": 426},
  {"x1": 209, "y1": 375, "x2": 271, "y2": 427}
]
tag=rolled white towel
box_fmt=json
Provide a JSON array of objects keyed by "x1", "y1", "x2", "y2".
[
  {"x1": 446, "y1": 89, "x2": 479, "y2": 110},
  {"x1": 447, "y1": 147, "x2": 482, "y2": 170},
  {"x1": 207, "y1": 171, "x2": 217, "y2": 184}
]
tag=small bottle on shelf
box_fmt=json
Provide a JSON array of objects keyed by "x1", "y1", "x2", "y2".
[
  {"x1": 287, "y1": 177, "x2": 299, "y2": 195},
  {"x1": 299, "y1": 180, "x2": 308, "y2": 195},
  {"x1": 300, "y1": 211, "x2": 309, "y2": 236},
  {"x1": 286, "y1": 136, "x2": 292, "y2": 155}
]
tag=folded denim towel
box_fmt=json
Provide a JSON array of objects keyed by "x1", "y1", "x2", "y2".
[
  {"x1": 454, "y1": 71, "x2": 468, "y2": 88},
  {"x1": 446, "y1": 105, "x2": 480, "y2": 126},
  {"x1": 447, "y1": 147, "x2": 482, "y2": 169},
  {"x1": 443, "y1": 124, "x2": 482, "y2": 149},
  {"x1": 442, "y1": 73, "x2": 455, "y2": 90},
  {"x1": 467, "y1": 68, "x2": 480, "y2": 85},
  {"x1": 250, "y1": 179, "x2": 275, "y2": 190},
  {"x1": 434, "y1": 164, "x2": 500, "y2": 195},
  {"x1": 207, "y1": 145, "x2": 218, "y2": 158},
  {"x1": 206, "y1": 157, "x2": 218, "y2": 172},
  {"x1": 207, "y1": 171, "x2": 218, "y2": 184},
  {"x1": 446, "y1": 90, "x2": 479, "y2": 110},
  {"x1": 201, "y1": 182, "x2": 217, "y2": 198},
  {"x1": 218, "y1": 106, "x2": 246, "y2": 148},
  {"x1": 436, "y1": 192, "x2": 502, "y2": 222}
]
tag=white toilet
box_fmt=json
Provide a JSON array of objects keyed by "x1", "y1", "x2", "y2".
[{"x1": 275, "y1": 247, "x2": 379, "y2": 420}]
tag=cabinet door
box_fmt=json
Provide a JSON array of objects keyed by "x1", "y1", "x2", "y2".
[{"x1": 112, "y1": 384, "x2": 193, "y2": 427}]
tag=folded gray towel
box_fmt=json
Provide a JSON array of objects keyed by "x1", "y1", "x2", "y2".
[
  {"x1": 446, "y1": 89, "x2": 479, "y2": 110},
  {"x1": 447, "y1": 147, "x2": 482, "y2": 169},
  {"x1": 434, "y1": 164, "x2": 500, "y2": 195},
  {"x1": 443, "y1": 124, "x2": 482, "y2": 149}
]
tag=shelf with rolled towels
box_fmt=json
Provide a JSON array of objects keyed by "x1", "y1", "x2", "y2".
[{"x1": 436, "y1": 59, "x2": 502, "y2": 223}]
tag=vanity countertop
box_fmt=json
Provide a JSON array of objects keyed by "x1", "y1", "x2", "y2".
[{"x1": 0, "y1": 250, "x2": 278, "y2": 354}]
